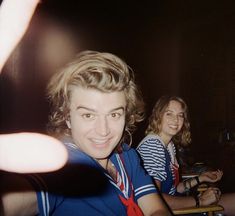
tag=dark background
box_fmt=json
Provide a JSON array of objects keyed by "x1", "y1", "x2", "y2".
[{"x1": 1, "y1": 0, "x2": 235, "y2": 191}]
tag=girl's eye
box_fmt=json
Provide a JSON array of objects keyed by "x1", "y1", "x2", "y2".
[
  {"x1": 166, "y1": 112, "x2": 173, "y2": 117},
  {"x1": 178, "y1": 114, "x2": 184, "y2": 119}
]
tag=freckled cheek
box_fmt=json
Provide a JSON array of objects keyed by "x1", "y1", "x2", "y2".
[
  {"x1": 163, "y1": 117, "x2": 170, "y2": 124},
  {"x1": 179, "y1": 121, "x2": 184, "y2": 130}
]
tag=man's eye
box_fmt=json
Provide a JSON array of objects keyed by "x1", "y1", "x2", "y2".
[
  {"x1": 82, "y1": 113, "x2": 94, "y2": 119},
  {"x1": 110, "y1": 113, "x2": 121, "y2": 119}
]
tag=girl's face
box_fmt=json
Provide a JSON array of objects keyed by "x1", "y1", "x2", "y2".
[{"x1": 159, "y1": 100, "x2": 184, "y2": 144}]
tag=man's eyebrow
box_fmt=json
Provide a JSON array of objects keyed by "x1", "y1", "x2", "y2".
[
  {"x1": 76, "y1": 106, "x2": 95, "y2": 112},
  {"x1": 76, "y1": 106, "x2": 125, "y2": 112},
  {"x1": 109, "y1": 107, "x2": 125, "y2": 112}
]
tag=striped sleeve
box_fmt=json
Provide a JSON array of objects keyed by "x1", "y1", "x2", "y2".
[{"x1": 137, "y1": 138, "x2": 167, "y2": 181}]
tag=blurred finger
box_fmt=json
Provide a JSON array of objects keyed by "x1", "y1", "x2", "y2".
[{"x1": 0, "y1": 132, "x2": 68, "y2": 173}]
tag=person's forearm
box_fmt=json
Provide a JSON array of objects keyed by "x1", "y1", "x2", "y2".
[
  {"x1": 0, "y1": 0, "x2": 40, "y2": 71},
  {"x1": 1, "y1": 173, "x2": 38, "y2": 216},
  {"x1": 162, "y1": 193, "x2": 196, "y2": 210},
  {"x1": 176, "y1": 182, "x2": 186, "y2": 193},
  {"x1": 151, "y1": 210, "x2": 172, "y2": 216},
  {"x1": 177, "y1": 177, "x2": 200, "y2": 193}
]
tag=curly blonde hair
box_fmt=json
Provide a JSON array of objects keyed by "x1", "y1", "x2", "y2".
[
  {"x1": 146, "y1": 95, "x2": 191, "y2": 146},
  {"x1": 46, "y1": 50, "x2": 145, "y2": 147}
]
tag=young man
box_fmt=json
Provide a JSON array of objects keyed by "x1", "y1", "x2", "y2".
[{"x1": 1, "y1": 50, "x2": 172, "y2": 215}]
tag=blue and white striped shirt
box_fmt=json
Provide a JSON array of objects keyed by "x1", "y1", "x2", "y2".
[{"x1": 137, "y1": 134, "x2": 178, "y2": 195}]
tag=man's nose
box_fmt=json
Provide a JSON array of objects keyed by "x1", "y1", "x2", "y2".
[{"x1": 95, "y1": 116, "x2": 110, "y2": 136}]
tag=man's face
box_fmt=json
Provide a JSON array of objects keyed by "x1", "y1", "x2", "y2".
[{"x1": 68, "y1": 86, "x2": 126, "y2": 160}]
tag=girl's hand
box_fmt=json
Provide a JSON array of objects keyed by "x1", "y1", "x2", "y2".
[
  {"x1": 199, "y1": 187, "x2": 221, "y2": 206},
  {"x1": 199, "y1": 170, "x2": 223, "y2": 183}
]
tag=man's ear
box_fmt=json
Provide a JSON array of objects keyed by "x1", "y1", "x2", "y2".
[{"x1": 66, "y1": 120, "x2": 71, "y2": 129}]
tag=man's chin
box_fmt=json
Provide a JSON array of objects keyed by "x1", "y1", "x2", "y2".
[{"x1": 93, "y1": 150, "x2": 114, "y2": 160}]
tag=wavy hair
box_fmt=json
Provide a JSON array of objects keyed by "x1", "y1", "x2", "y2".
[
  {"x1": 46, "y1": 50, "x2": 145, "y2": 148},
  {"x1": 146, "y1": 95, "x2": 191, "y2": 146}
]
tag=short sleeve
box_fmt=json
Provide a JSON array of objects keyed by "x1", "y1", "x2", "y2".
[
  {"x1": 121, "y1": 146, "x2": 158, "y2": 201},
  {"x1": 137, "y1": 137, "x2": 167, "y2": 182}
]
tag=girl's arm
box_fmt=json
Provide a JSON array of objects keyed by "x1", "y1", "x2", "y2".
[
  {"x1": 177, "y1": 170, "x2": 223, "y2": 194},
  {"x1": 155, "y1": 179, "x2": 220, "y2": 210}
]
